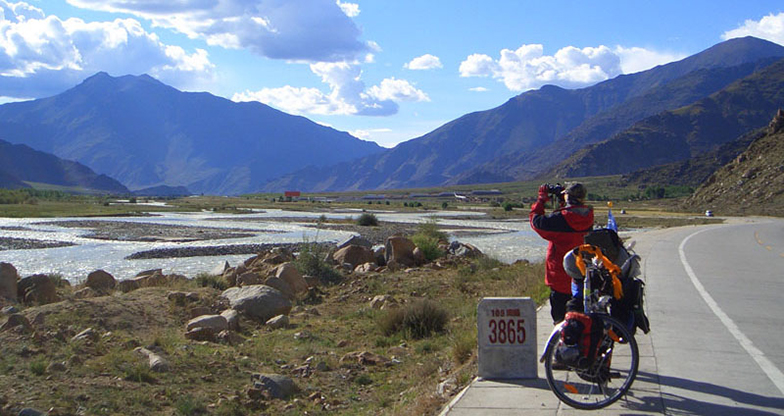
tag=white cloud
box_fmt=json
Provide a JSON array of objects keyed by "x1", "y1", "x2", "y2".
[
  {"x1": 366, "y1": 77, "x2": 429, "y2": 102},
  {"x1": 404, "y1": 54, "x2": 442, "y2": 70},
  {"x1": 233, "y1": 63, "x2": 427, "y2": 117},
  {"x1": 722, "y1": 12, "x2": 784, "y2": 45},
  {"x1": 460, "y1": 43, "x2": 685, "y2": 91},
  {"x1": 336, "y1": 0, "x2": 360, "y2": 18},
  {"x1": 350, "y1": 128, "x2": 392, "y2": 140},
  {"x1": 0, "y1": 2, "x2": 214, "y2": 98},
  {"x1": 614, "y1": 46, "x2": 686, "y2": 74},
  {"x1": 469, "y1": 86, "x2": 488, "y2": 92},
  {"x1": 459, "y1": 53, "x2": 496, "y2": 78},
  {"x1": 66, "y1": 0, "x2": 369, "y2": 62}
]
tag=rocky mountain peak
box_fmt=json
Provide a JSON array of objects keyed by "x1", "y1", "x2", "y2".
[
  {"x1": 769, "y1": 108, "x2": 784, "y2": 135},
  {"x1": 688, "y1": 111, "x2": 784, "y2": 216}
]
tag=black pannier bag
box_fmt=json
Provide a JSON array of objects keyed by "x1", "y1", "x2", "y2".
[{"x1": 583, "y1": 228, "x2": 651, "y2": 334}]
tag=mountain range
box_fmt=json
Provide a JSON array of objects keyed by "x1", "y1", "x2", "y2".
[
  {"x1": 1, "y1": 36, "x2": 783, "y2": 195},
  {"x1": 0, "y1": 139, "x2": 128, "y2": 193},
  {"x1": 0, "y1": 73, "x2": 383, "y2": 195},
  {"x1": 262, "y1": 36, "x2": 784, "y2": 192},
  {"x1": 688, "y1": 110, "x2": 784, "y2": 216}
]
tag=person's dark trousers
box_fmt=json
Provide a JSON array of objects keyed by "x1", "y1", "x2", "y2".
[{"x1": 550, "y1": 289, "x2": 571, "y2": 324}]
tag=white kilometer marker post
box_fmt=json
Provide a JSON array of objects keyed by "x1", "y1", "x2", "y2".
[{"x1": 477, "y1": 297, "x2": 537, "y2": 379}]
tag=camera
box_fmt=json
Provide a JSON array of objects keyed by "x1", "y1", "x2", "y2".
[{"x1": 546, "y1": 183, "x2": 565, "y2": 196}]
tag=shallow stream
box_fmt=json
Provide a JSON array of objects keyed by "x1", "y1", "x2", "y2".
[{"x1": 0, "y1": 209, "x2": 547, "y2": 283}]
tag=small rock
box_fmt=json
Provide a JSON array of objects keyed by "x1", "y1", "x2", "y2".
[
  {"x1": 73, "y1": 287, "x2": 98, "y2": 299},
  {"x1": 135, "y1": 347, "x2": 169, "y2": 372},
  {"x1": 337, "y1": 235, "x2": 372, "y2": 250},
  {"x1": 237, "y1": 272, "x2": 262, "y2": 287},
  {"x1": 1, "y1": 305, "x2": 19, "y2": 315},
  {"x1": 188, "y1": 306, "x2": 214, "y2": 319},
  {"x1": 211, "y1": 261, "x2": 231, "y2": 277},
  {"x1": 369, "y1": 295, "x2": 396, "y2": 310},
  {"x1": 266, "y1": 314, "x2": 290, "y2": 329},
  {"x1": 437, "y1": 376, "x2": 458, "y2": 398},
  {"x1": 217, "y1": 330, "x2": 244, "y2": 346},
  {"x1": 221, "y1": 309, "x2": 240, "y2": 331},
  {"x1": 85, "y1": 269, "x2": 116, "y2": 292},
  {"x1": 17, "y1": 274, "x2": 59, "y2": 305},
  {"x1": 166, "y1": 291, "x2": 187, "y2": 304},
  {"x1": 184, "y1": 327, "x2": 217, "y2": 342},
  {"x1": 46, "y1": 362, "x2": 67, "y2": 373},
  {"x1": 117, "y1": 279, "x2": 140, "y2": 293},
  {"x1": 71, "y1": 328, "x2": 98, "y2": 343},
  {"x1": 186, "y1": 315, "x2": 228, "y2": 332},
  {"x1": 293, "y1": 330, "x2": 311, "y2": 340},
  {"x1": 1, "y1": 314, "x2": 30, "y2": 332},
  {"x1": 250, "y1": 373, "x2": 300, "y2": 400},
  {"x1": 0, "y1": 262, "x2": 19, "y2": 302}
]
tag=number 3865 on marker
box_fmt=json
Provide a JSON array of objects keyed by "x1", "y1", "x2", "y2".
[{"x1": 487, "y1": 308, "x2": 526, "y2": 344}]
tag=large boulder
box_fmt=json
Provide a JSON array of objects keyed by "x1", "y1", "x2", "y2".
[
  {"x1": 17, "y1": 274, "x2": 59, "y2": 305},
  {"x1": 220, "y1": 285, "x2": 292, "y2": 323},
  {"x1": 117, "y1": 279, "x2": 140, "y2": 293},
  {"x1": 274, "y1": 263, "x2": 308, "y2": 297},
  {"x1": 186, "y1": 314, "x2": 228, "y2": 332},
  {"x1": 449, "y1": 241, "x2": 483, "y2": 258},
  {"x1": 263, "y1": 276, "x2": 294, "y2": 300},
  {"x1": 131, "y1": 269, "x2": 167, "y2": 287},
  {"x1": 236, "y1": 272, "x2": 262, "y2": 287},
  {"x1": 333, "y1": 245, "x2": 376, "y2": 269},
  {"x1": 337, "y1": 235, "x2": 372, "y2": 250},
  {"x1": 0, "y1": 313, "x2": 30, "y2": 332},
  {"x1": 385, "y1": 236, "x2": 417, "y2": 270},
  {"x1": 86, "y1": 270, "x2": 116, "y2": 293},
  {"x1": 250, "y1": 373, "x2": 299, "y2": 400},
  {"x1": 0, "y1": 262, "x2": 18, "y2": 302}
]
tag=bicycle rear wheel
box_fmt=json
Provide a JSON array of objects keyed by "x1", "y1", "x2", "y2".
[{"x1": 543, "y1": 315, "x2": 639, "y2": 410}]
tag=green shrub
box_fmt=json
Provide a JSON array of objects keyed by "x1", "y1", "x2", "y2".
[
  {"x1": 410, "y1": 216, "x2": 447, "y2": 261},
  {"x1": 30, "y1": 359, "x2": 47, "y2": 376},
  {"x1": 194, "y1": 273, "x2": 228, "y2": 290},
  {"x1": 294, "y1": 243, "x2": 342, "y2": 285},
  {"x1": 416, "y1": 216, "x2": 447, "y2": 241},
  {"x1": 502, "y1": 202, "x2": 513, "y2": 211},
  {"x1": 175, "y1": 394, "x2": 208, "y2": 415},
  {"x1": 411, "y1": 235, "x2": 443, "y2": 262},
  {"x1": 357, "y1": 212, "x2": 379, "y2": 226},
  {"x1": 123, "y1": 363, "x2": 157, "y2": 383},
  {"x1": 451, "y1": 330, "x2": 476, "y2": 364},
  {"x1": 379, "y1": 299, "x2": 449, "y2": 339},
  {"x1": 355, "y1": 374, "x2": 373, "y2": 386}
]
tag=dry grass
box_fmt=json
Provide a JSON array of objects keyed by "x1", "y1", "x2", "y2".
[{"x1": 0, "y1": 256, "x2": 546, "y2": 415}]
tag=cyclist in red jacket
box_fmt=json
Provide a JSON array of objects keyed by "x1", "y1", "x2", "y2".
[{"x1": 530, "y1": 183, "x2": 594, "y2": 324}]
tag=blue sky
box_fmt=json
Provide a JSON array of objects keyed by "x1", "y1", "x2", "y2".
[{"x1": 2, "y1": 1, "x2": 784, "y2": 148}]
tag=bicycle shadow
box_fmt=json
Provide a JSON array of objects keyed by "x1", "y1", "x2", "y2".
[{"x1": 624, "y1": 371, "x2": 784, "y2": 415}]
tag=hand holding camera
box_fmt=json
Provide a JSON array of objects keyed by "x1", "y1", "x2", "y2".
[{"x1": 538, "y1": 183, "x2": 565, "y2": 206}]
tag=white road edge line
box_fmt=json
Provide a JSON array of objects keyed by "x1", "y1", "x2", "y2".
[{"x1": 679, "y1": 227, "x2": 784, "y2": 396}]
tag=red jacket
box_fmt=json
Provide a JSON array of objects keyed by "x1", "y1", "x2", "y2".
[{"x1": 530, "y1": 198, "x2": 594, "y2": 294}]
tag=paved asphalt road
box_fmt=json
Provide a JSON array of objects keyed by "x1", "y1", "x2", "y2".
[{"x1": 441, "y1": 218, "x2": 784, "y2": 415}]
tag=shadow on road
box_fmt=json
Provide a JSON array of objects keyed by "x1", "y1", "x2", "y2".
[{"x1": 631, "y1": 371, "x2": 784, "y2": 415}]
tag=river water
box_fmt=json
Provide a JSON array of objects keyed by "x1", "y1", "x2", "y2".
[{"x1": 0, "y1": 208, "x2": 547, "y2": 283}]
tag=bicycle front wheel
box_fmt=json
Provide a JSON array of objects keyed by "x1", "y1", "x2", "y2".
[{"x1": 543, "y1": 315, "x2": 639, "y2": 410}]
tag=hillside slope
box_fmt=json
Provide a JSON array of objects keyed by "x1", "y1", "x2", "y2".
[
  {"x1": 688, "y1": 111, "x2": 784, "y2": 216},
  {"x1": 0, "y1": 139, "x2": 128, "y2": 193},
  {"x1": 551, "y1": 57, "x2": 784, "y2": 178},
  {"x1": 0, "y1": 73, "x2": 383, "y2": 195},
  {"x1": 262, "y1": 37, "x2": 784, "y2": 192}
]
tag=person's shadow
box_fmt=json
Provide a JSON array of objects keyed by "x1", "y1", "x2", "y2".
[
  {"x1": 489, "y1": 371, "x2": 784, "y2": 415},
  {"x1": 622, "y1": 371, "x2": 784, "y2": 415}
]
